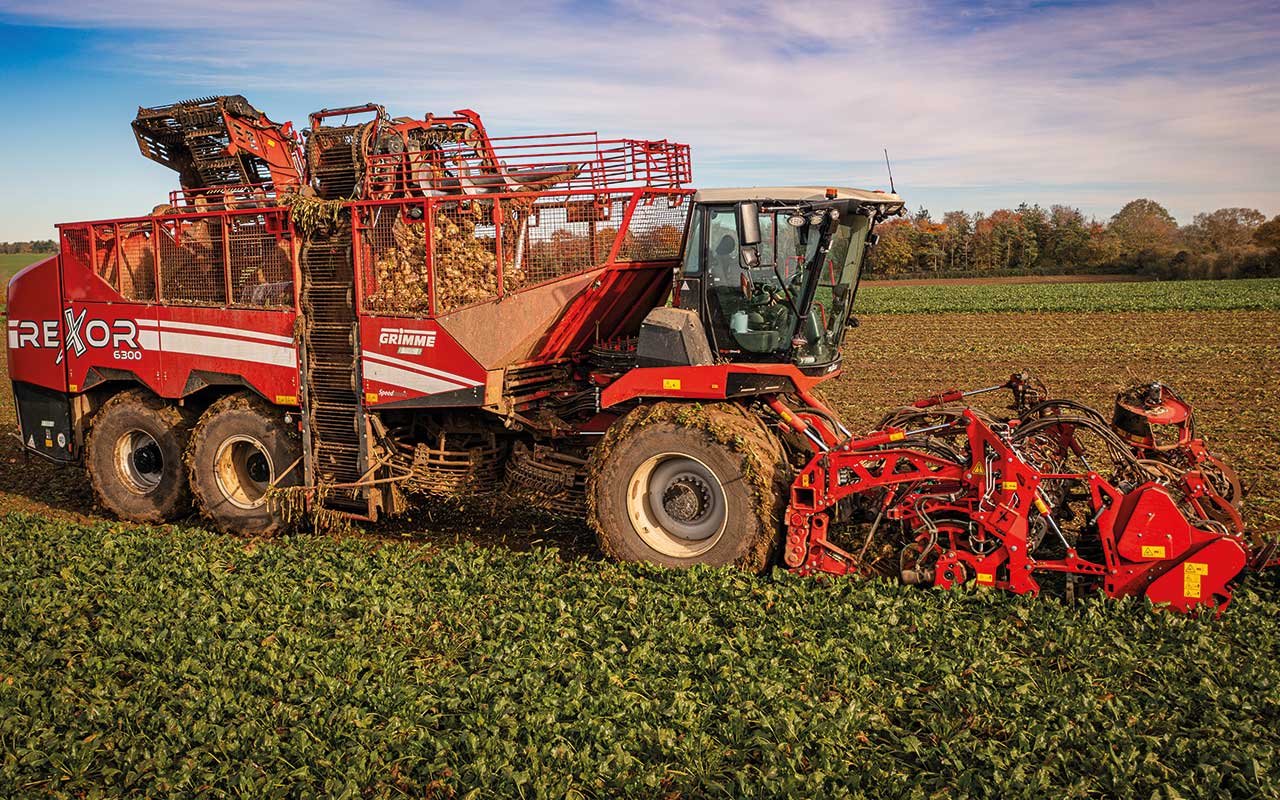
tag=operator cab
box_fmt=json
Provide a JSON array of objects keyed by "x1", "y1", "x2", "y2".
[{"x1": 675, "y1": 187, "x2": 904, "y2": 375}]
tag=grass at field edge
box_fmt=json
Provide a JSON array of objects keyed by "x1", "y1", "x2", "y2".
[{"x1": 854, "y1": 277, "x2": 1280, "y2": 315}]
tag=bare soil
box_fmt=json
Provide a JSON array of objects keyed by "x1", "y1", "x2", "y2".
[{"x1": 7, "y1": 309, "x2": 1277, "y2": 540}]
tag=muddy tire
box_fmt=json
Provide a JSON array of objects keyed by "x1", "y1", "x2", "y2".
[
  {"x1": 85, "y1": 389, "x2": 193, "y2": 523},
  {"x1": 587, "y1": 403, "x2": 790, "y2": 573},
  {"x1": 186, "y1": 393, "x2": 301, "y2": 534}
]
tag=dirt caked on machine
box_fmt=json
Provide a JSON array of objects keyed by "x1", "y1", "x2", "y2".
[{"x1": 8, "y1": 95, "x2": 1274, "y2": 613}]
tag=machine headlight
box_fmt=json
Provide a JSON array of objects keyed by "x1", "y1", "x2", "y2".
[{"x1": 787, "y1": 214, "x2": 806, "y2": 227}]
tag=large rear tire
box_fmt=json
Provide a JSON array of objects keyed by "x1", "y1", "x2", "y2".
[
  {"x1": 587, "y1": 403, "x2": 790, "y2": 573},
  {"x1": 85, "y1": 389, "x2": 193, "y2": 522},
  {"x1": 186, "y1": 393, "x2": 301, "y2": 534}
]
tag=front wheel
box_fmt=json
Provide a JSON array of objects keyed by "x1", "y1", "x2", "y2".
[
  {"x1": 187, "y1": 393, "x2": 301, "y2": 534},
  {"x1": 587, "y1": 403, "x2": 789, "y2": 573}
]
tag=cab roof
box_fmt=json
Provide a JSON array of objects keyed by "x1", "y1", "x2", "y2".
[{"x1": 693, "y1": 186, "x2": 904, "y2": 208}]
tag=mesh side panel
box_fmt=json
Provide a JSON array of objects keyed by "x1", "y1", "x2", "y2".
[
  {"x1": 117, "y1": 222, "x2": 157, "y2": 302},
  {"x1": 433, "y1": 200, "x2": 501, "y2": 313},
  {"x1": 60, "y1": 227, "x2": 92, "y2": 275},
  {"x1": 617, "y1": 195, "x2": 688, "y2": 262},
  {"x1": 90, "y1": 224, "x2": 121, "y2": 292},
  {"x1": 158, "y1": 217, "x2": 227, "y2": 305},
  {"x1": 511, "y1": 195, "x2": 623, "y2": 286},
  {"x1": 360, "y1": 205, "x2": 430, "y2": 315},
  {"x1": 228, "y1": 212, "x2": 293, "y2": 307}
]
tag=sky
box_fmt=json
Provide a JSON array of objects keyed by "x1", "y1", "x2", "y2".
[{"x1": 0, "y1": 0, "x2": 1277, "y2": 240}]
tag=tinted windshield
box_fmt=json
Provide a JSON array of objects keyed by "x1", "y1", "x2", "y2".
[
  {"x1": 703, "y1": 206, "x2": 866, "y2": 367},
  {"x1": 794, "y1": 214, "x2": 870, "y2": 365}
]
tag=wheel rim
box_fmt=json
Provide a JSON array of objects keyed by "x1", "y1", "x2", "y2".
[
  {"x1": 114, "y1": 429, "x2": 164, "y2": 495},
  {"x1": 626, "y1": 452, "x2": 728, "y2": 558},
  {"x1": 213, "y1": 435, "x2": 275, "y2": 510}
]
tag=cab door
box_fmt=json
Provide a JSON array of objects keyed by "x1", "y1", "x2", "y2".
[{"x1": 674, "y1": 203, "x2": 705, "y2": 312}]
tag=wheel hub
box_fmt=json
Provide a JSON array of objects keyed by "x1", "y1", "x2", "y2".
[
  {"x1": 662, "y1": 476, "x2": 712, "y2": 524},
  {"x1": 132, "y1": 442, "x2": 161, "y2": 476},
  {"x1": 246, "y1": 451, "x2": 271, "y2": 484},
  {"x1": 115, "y1": 430, "x2": 164, "y2": 495},
  {"x1": 213, "y1": 435, "x2": 275, "y2": 510},
  {"x1": 625, "y1": 452, "x2": 729, "y2": 558}
]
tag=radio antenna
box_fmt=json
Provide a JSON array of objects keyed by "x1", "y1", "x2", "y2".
[{"x1": 884, "y1": 148, "x2": 896, "y2": 194}]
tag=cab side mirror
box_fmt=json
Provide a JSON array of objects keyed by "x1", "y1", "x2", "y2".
[
  {"x1": 738, "y1": 202, "x2": 762, "y2": 246},
  {"x1": 738, "y1": 201, "x2": 761, "y2": 268}
]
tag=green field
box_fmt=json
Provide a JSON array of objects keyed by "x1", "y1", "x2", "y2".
[
  {"x1": 2, "y1": 514, "x2": 1277, "y2": 798},
  {"x1": 2, "y1": 275, "x2": 1279, "y2": 797},
  {"x1": 0, "y1": 253, "x2": 51, "y2": 284},
  {"x1": 855, "y1": 277, "x2": 1280, "y2": 315}
]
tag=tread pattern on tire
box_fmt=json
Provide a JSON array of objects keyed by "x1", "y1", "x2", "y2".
[
  {"x1": 186, "y1": 392, "x2": 300, "y2": 535},
  {"x1": 587, "y1": 402, "x2": 791, "y2": 573},
  {"x1": 85, "y1": 388, "x2": 194, "y2": 523}
]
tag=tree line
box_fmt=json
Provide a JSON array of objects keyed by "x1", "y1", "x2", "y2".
[
  {"x1": 0, "y1": 240, "x2": 57, "y2": 254},
  {"x1": 869, "y1": 200, "x2": 1280, "y2": 280}
]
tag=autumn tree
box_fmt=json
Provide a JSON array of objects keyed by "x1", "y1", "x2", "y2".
[
  {"x1": 858, "y1": 199, "x2": 1277, "y2": 280},
  {"x1": 1184, "y1": 208, "x2": 1266, "y2": 252},
  {"x1": 941, "y1": 211, "x2": 972, "y2": 271},
  {"x1": 867, "y1": 219, "x2": 913, "y2": 275},
  {"x1": 1109, "y1": 199, "x2": 1178, "y2": 256},
  {"x1": 1255, "y1": 215, "x2": 1280, "y2": 252}
]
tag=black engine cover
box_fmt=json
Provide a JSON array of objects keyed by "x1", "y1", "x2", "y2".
[{"x1": 636, "y1": 308, "x2": 714, "y2": 368}]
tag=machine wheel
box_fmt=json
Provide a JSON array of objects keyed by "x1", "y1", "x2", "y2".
[
  {"x1": 186, "y1": 393, "x2": 301, "y2": 534},
  {"x1": 588, "y1": 403, "x2": 790, "y2": 573},
  {"x1": 86, "y1": 389, "x2": 193, "y2": 522}
]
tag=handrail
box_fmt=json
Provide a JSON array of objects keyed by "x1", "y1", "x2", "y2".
[{"x1": 363, "y1": 133, "x2": 691, "y2": 199}]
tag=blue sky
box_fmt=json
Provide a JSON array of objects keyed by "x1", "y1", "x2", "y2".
[{"x1": 0, "y1": 0, "x2": 1276, "y2": 240}]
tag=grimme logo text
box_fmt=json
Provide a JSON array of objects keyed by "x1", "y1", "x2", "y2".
[{"x1": 379, "y1": 327, "x2": 437, "y2": 355}]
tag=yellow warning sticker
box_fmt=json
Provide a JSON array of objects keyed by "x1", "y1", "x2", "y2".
[
  {"x1": 1141, "y1": 545, "x2": 1167, "y2": 558},
  {"x1": 972, "y1": 465, "x2": 984, "y2": 475},
  {"x1": 801, "y1": 473, "x2": 811, "y2": 487},
  {"x1": 68, "y1": 384, "x2": 78, "y2": 392},
  {"x1": 1183, "y1": 562, "x2": 1208, "y2": 599},
  {"x1": 275, "y1": 395, "x2": 298, "y2": 405},
  {"x1": 662, "y1": 378, "x2": 682, "y2": 390},
  {"x1": 977, "y1": 573, "x2": 995, "y2": 585},
  {"x1": 266, "y1": 139, "x2": 277, "y2": 148},
  {"x1": 889, "y1": 431, "x2": 905, "y2": 441},
  {"x1": 1001, "y1": 480, "x2": 1018, "y2": 491},
  {"x1": 365, "y1": 392, "x2": 378, "y2": 404}
]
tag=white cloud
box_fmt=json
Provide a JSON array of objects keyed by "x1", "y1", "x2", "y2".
[{"x1": 0, "y1": 0, "x2": 1277, "y2": 234}]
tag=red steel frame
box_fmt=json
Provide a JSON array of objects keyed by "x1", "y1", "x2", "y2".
[
  {"x1": 9, "y1": 112, "x2": 694, "y2": 436},
  {"x1": 770, "y1": 406, "x2": 1253, "y2": 613}
]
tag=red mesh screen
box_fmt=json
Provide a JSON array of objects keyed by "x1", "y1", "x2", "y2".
[
  {"x1": 158, "y1": 216, "x2": 227, "y2": 305},
  {"x1": 359, "y1": 204, "x2": 431, "y2": 315},
  {"x1": 88, "y1": 224, "x2": 121, "y2": 293},
  {"x1": 352, "y1": 189, "x2": 686, "y2": 316},
  {"x1": 228, "y1": 212, "x2": 293, "y2": 307},
  {"x1": 433, "y1": 200, "x2": 502, "y2": 313},
  {"x1": 116, "y1": 222, "x2": 157, "y2": 301},
  {"x1": 59, "y1": 227, "x2": 93, "y2": 280},
  {"x1": 617, "y1": 194, "x2": 688, "y2": 262},
  {"x1": 509, "y1": 194, "x2": 625, "y2": 286}
]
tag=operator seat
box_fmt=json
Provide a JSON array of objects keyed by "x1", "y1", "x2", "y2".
[{"x1": 710, "y1": 234, "x2": 737, "y2": 284}]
